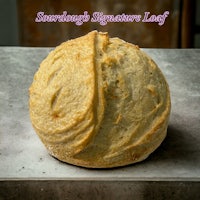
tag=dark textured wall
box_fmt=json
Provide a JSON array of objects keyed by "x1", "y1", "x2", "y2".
[
  {"x1": 0, "y1": 0, "x2": 200, "y2": 47},
  {"x1": 0, "y1": 0, "x2": 19, "y2": 46}
]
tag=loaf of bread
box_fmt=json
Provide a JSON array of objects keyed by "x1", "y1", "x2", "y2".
[{"x1": 29, "y1": 31, "x2": 171, "y2": 168}]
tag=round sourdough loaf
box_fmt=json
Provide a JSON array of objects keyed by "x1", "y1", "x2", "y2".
[{"x1": 29, "y1": 31, "x2": 171, "y2": 168}]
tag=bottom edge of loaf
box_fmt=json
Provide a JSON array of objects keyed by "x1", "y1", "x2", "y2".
[{"x1": 46, "y1": 129, "x2": 167, "y2": 169}]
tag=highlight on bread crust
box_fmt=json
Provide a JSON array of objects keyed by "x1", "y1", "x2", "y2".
[{"x1": 29, "y1": 31, "x2": 171, "y2": 168}]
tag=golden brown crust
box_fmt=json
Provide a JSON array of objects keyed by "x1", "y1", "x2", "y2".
[{"x1": 29, "y1": 31, "x2": 171, "y2": 168}]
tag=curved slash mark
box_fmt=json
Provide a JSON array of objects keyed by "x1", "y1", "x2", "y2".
[
  {"x1": 47, "y1": 66, "x2": 64, "y2": 86},
  {"x1": 51, "y1": 88, "x2": 62, "y2": 110}
]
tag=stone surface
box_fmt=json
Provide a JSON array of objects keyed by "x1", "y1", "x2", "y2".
[{"x1": 0, "y1": 47, "x2": 200, "y2": 199}]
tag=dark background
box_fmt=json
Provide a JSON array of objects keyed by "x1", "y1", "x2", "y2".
[{"x1": 0, "y1": 0, "x2": 199, "y2": 48}]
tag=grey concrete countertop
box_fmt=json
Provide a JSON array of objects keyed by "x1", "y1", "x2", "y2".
[{"x1": 0, "y1": 47, "x2": 200, "y2": 181}]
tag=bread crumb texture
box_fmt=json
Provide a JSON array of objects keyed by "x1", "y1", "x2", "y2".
[{"x1": 29, "y1": 31, "x2": 171, "y2": 168}]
